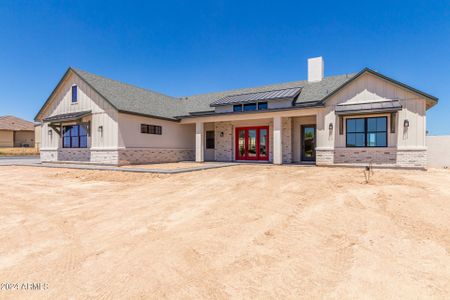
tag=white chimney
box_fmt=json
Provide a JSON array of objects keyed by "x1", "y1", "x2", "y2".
[{"x1": 308, "y1": 56, "x2": 324, "y2": 82}]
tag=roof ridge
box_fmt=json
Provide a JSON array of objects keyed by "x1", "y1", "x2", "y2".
[
  {"x1": 71, "y1": 67, "x2": 180, "y2": 102},
  {"x1": 181, "y1": 73, "x2": 355, "y2": 99},
  {"x1": 218, "y1": 86, "x2": 303, "y2": 99}
]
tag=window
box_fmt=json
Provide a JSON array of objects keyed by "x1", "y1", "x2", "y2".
[
  {"x1": 346, "y1": 117, "x2": 387, "y2": 147},
  {"x1": 233, "y1": 104, "x2": 243, "y2": 112},
  {"x1": 258, "y1": 102, "x2": 268, "y2": 110},
  {"x1": 141, "y1": 124, "x2": 162, "y2": 135},
  {"x1": 63, "y1": 125, "x2": 87, "y2": 148},
  {"x1": 243, "y1": 103, "x2": 257, "y2": 111},
  {"x1": 206, "y1": 131, "x2": 215, "y2": 149},
  {"x1": 71, "y1": 85, "x2": 78, "y2": 103}
]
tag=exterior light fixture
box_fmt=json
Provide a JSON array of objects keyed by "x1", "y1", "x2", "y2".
[
  {"x1": 404, "y1": 119, "x2": 409, "y2": 128},
  {"x1": 329, "y1": 123, "x2": 333, "y2": 131},
  {"x1": 220, "y1": 132, "x2": 224, "y2": 137},
  {"x1": 48, "y1": 129, "x2": 52, "y2": 136},
  {"x1": 98, "y1": 126, "x2": 103, "y2": 137}
]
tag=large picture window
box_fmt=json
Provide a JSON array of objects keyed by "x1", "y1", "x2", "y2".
[
  {"x1": 346, "y1": 117, "x2": 387, "y2": 147},
  {"x1": 63, "y1": 125, "x2": 87, "y2": 148}
]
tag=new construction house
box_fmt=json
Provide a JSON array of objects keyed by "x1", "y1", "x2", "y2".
[{"x1": 35, "y1": 57, "x2": 438, "y2": 168}]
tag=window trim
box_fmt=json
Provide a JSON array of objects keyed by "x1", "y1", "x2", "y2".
[
  {"x1": 71, "y1": 85, "x2": 78, "y2": 103},
  {"x1": 140, "y1": 124, "x2": 162, "y2": 135},
  {"x1": 345, "y1": 116, "x2": 388, "y2": 148},
  {"x1": 62, "y1": 124, "x2": 88, "y2": 148}
]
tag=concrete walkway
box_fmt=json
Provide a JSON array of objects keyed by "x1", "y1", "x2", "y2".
[{"x1": 0, "y1": 158, "x2": 237, "y2": 174}]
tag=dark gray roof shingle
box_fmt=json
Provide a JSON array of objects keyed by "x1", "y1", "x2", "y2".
[
  {"x1": 70, "y1": 69, "x2": 356, "y2": 119},
  {"x1": 73, "y1": 68, "x2": 187, "y2": 120},
  {"x1": 181, "y1": 74, "x2": 356, "y2": 115}
]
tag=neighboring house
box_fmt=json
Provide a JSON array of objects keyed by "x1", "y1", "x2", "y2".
[
  {"x1": 0, "y1": 115, "x2": 36, "y2": 147},
  {"x1": 34, "y1": 57, "x2": 438, "y2": 168}
]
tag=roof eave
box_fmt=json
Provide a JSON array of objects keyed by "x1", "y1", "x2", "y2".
[{"x1": 175, "y1": 102, "x2": 324, "y2": 119}]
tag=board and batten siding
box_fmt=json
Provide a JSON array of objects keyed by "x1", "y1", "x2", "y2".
[
  {"x1": 38, "y1": 72, "x2": 119, "y2": 150},
  {"x1": 317, "y1": 72, "x2": 428, "y2": 150}
]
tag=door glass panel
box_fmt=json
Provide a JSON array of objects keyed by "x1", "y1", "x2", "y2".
[
  {"x1": 238, "y1": 130, "x2": 246, "y2": 157},
  {"x1": 303, "y1": 127, "x2": 315, "y2": 160},
  {"x1": 248, "y1": 129, "x2": 257, "y2": 157},
  {"x1": 259, "y1": 129, "x2": 267, "y2": 157}
]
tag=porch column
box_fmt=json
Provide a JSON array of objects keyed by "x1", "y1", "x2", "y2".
[
  {"x1": 195, "y1": 121, "x2": 204, "y2": 162},
  {"x1": 273, "y1": 116, "x2": 282, "y2": 165}
]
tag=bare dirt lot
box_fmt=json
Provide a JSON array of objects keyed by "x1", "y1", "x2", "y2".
[{"x1": 0, "y1": 165, "x2": 449, "y2": 299}]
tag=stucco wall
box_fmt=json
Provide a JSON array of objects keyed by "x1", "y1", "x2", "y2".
[
  {"x1": 427, "y1": 136, "x2": 450, "y2": 168},
  {"x1": 117, "y1": 113, "x2": 195, "y2": 150},
  {"x1": 0, "y1": 130, "x2": 13, "y2": 147}
]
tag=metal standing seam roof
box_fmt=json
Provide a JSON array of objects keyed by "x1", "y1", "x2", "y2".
[
  {"x1": 210, "y1": 87, "x2": 302, "y2": 107},
  {"x1": 335, "y1": 100, "x2": 402, "y2": 115},
  {"x1": 43, "y1": 111, "x2": 92, "y2": 122}
]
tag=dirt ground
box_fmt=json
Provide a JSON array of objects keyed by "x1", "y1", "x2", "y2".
[{"x1": 0, "y1": 165, "x2": 449, "y2": 299}]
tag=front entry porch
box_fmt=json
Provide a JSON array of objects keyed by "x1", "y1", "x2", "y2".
[{"x1": 194, "y1": 114, "x2": 319, "y2": 165}]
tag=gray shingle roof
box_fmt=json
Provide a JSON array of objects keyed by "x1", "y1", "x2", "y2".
[
  {"x1": 181, "y1": 73, "x2": 356, "y2": 115},
  {"x1": 72, "y1": 68, "x2": 186, "y2": 120},
  {"x1": 69, "y1": 68, "x2": 357, "y2": 120},
  {"x1": 210, "y1": 87, "x2": 302, "y2": 107}
]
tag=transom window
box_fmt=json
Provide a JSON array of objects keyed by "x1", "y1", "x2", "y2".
[
  {"x1": 141, "y1": 124, "x2": 162, "y2": 135},
  {"x1": 63, "y1": 125, "x2": 87, "y2": 148},
  {"x1": 346, "y1": 117, "x2": 387, "y2": 147},
  {"x1": 233, "y1": 102, "x2": 268, "y2": 112},
  {"x1": 71, "y1": 85, "x2": 78, "y2": 103}
]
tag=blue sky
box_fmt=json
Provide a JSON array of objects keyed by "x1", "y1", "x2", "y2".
[{"x1": 0, "y1": 0, "x2": 448, "y2": 134}]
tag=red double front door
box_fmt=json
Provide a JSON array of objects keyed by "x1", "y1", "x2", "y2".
[{"x1": 235, "y1": 126, "x2": 269, "y2": 161}]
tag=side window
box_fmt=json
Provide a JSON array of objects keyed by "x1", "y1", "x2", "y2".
[
  {"x1": 206, "y1": 131, "x2": 215, "y2": 149},
  {"x1": 141, "y1": 124, "x2": 162, "y2": 135},
  {"x1": 71, "y1": 85, "x2": 78, "y2": 103}
]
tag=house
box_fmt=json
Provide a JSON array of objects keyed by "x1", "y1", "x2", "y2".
[
  {"x1": 0, "y1": 115, "x2": 36, "y2": 148},
  {"x1": 34, "y1": 57, "x2": 438, "y2": 168}
]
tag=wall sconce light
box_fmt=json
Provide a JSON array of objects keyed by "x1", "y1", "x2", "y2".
[
  {"x1": 98, "y1": 126, "x2": 103, "y2": 137},
  {"x1": 220, "y1": 132, "x2": 224, "y2": 137},
  {"x1": 404, "y1": 119, "x2": 409, "y2": 128},
  {"x1": 48, "y1": 129, "x2": 52, "y2": 137},
  {"x1": 329, "y1": 123, "x2": 333, "y2": 131}
]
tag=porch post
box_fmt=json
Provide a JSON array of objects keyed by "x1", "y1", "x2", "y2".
[
  {"x1": 273, "y1": 116, "x2": 282, "y2": 165},
  {"x1": 195, "y1": 121, "x2": 204, "y2": 162}
]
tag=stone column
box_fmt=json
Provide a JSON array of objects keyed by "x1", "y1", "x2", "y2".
[
  {"x1": 273, "y1": 116, "x2": 282, "y2": 165},
  {"x1": 195, "y1": 121, "x2": 204, "y2": 162}
]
